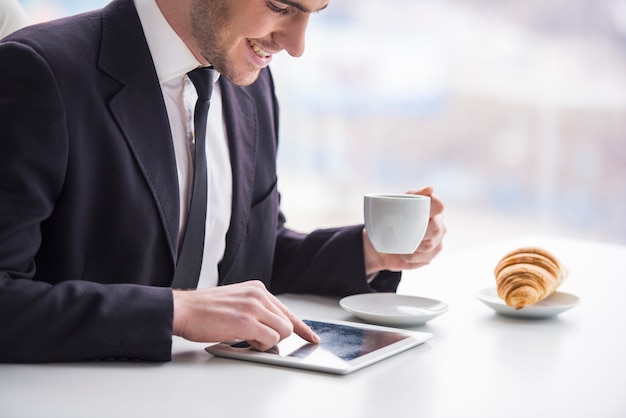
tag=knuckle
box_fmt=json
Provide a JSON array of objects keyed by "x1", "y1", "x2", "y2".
[{"x1": 419, "y1": 238, "x2": 436, "y2": 253}]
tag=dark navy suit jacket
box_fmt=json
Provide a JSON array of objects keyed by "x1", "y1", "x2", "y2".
[{"x1": 0, "y1": 0, "x2": 400, "y2": 362}]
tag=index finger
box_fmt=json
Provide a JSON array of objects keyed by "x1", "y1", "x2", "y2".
[
  {"x1": 268, "y1": 293, "x2": 320, "y2": 344},
  {"x1": 286, "y1": 309, "x2": 321, "y2": 344}
]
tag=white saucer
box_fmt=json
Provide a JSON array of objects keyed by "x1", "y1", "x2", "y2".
[
  {"x1": 339, "y1": 293, "x2": 449, "y2": 326},
  {"x1": 475, "y1": 288, "x2": 580, "y2": 319}
]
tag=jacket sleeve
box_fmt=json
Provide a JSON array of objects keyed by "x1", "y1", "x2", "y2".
[
  {"x1": 270, "y1": 218, "x2": 402, "y2": 297},
  {"x1": 0, "y1": 278, "x2": 174, "y2": 363},
  {"x1": 0, "y1": 38, "x2": 174, "y2": 363}
]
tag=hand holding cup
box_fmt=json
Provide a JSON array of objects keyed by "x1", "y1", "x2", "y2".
[
  {"x1": 364, "y1": 193, "x2": 431, "y2": 254},
  {"x1": 362, "y1": 187, "x2": 446, "y2": 275}
]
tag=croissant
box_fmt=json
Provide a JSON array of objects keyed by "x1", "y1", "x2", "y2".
[{"x1": 494, "y1": 247, "x2": 567, "y2": 309}]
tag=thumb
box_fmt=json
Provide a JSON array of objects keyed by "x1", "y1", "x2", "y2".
[{"x1": 406, "y1": 186, "x2": 434, "y2": 197}]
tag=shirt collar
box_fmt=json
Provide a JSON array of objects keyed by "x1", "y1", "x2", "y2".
[{"x1": 134, "y1": 0, "x2": 204, "y2": 83}]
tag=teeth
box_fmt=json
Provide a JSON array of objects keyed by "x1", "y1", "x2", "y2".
[{"x1": 249, "y1": 40, "x2": 270, "y2": 58}]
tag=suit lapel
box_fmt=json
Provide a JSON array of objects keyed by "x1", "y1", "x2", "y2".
[
  {"x1": 98, "y1": 0, "x2": 180, "y2": 262},
  {"x1": 95, "y1": 0, "x2": 261, "y2": 281},
  {"x1": 218, "y1": 80, "x2": 258, "y2": 282}
]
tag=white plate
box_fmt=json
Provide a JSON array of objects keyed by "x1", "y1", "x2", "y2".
[
  {"x1": 475, "y1": 288, "x2": 580, "y2": 319},
  {"x1": 339, "y1": 293, "x2": 449, "y2": 326}
]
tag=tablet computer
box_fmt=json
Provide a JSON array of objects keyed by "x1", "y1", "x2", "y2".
[{"x1": 205, "y1": 318, "x2": 432, "y2": 375}]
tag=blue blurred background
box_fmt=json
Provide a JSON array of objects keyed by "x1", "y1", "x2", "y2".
[{"x1": 16, "y1": 0, "x2": 626, "y2": 250}]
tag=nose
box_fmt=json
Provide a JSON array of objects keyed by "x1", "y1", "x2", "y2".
[{"x1": 274, "y1": 13, "x2": 310, "y2": 57}]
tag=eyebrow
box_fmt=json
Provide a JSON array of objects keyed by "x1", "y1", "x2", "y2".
[{"x1": 275, "y1": 0, "x2": 329, "y2": 13}]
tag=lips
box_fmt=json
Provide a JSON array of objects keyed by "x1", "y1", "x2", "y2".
[{"x1": 248, "y1": 39, "x2": 272, "y2": 58}]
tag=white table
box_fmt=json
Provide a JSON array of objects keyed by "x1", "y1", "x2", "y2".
[{"x1": 1, "y1": 235, "x2": 625, "y2": 418}]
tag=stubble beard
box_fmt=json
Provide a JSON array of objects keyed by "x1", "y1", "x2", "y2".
[{"x1": 190, "y1": 0, "x2": 261, "y2": 86}]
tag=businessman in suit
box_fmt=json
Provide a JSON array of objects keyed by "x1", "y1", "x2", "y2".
[{"x1": 0, "y1": 0, "x2": 446, "y2": 362}]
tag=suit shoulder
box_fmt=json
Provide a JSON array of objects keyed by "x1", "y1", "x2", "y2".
[{"x1": 2, "y1": 10, "x2": 103, "y2": 58}]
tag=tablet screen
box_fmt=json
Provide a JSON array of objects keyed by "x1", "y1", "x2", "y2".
[
  {"x1": 292, "y1": 320, "x2": 409, "y2": 360},
  {"x1": 230, "y1": 320, "x2": 409, "y2": 360},
  {"x1": 207, "y1": 319, "x2": 431, "y2": 374}
]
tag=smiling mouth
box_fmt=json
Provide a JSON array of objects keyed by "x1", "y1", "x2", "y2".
[{"x1": 248, "y1": 39, "x2": 272, "y2": 58}]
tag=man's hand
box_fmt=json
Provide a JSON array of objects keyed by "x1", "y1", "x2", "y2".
[
  {"x1": 172, "y1": 280, "x2": 320, "y2": 351},
  {"x1": 363, "y1": 186, "x2": 446, "y2": 275}
]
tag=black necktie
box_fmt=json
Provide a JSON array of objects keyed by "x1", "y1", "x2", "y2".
[{"x1": 171, "y1": 67, "x2": 214, "y2": 289}]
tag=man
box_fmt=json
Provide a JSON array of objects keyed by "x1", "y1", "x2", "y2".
[{"x1": 0, "y1": 0, "x2": 446, "y2": 363}]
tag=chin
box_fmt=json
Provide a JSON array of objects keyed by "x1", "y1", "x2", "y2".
[{"x1": 227, "y1": 69, "x2": 263, "y2": 87}]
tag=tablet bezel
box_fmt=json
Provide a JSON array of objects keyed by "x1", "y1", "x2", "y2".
[{"x1": 205, "y1": 318, "x2": 432, "y2": 375}]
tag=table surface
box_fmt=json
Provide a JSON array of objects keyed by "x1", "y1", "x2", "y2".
[{"x1": 1, "y1": 235, "x2": 625, "y2": 418}]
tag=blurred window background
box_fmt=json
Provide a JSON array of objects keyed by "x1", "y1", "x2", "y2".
[{"x1": 18, "y1": 0, "x2": 626, "y2": 251}]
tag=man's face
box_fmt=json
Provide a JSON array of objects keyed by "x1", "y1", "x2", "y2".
[{"x1": 190, "y1": 0, "x2": 329, "y2": 86}]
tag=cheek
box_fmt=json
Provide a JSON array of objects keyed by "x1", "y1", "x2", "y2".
[
  {"x1": 226, "y1": 37, "x2": 253, "y2": 61},
  {"x1": 234, "y1": 10, "x2": 277, "y2": 39}
]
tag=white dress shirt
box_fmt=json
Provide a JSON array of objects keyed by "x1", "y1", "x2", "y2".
[{"x1": 134, "y1": 0, "x2": 232, "y2": 288}]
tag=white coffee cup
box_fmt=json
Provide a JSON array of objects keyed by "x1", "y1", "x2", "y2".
[{"x1": 364, "y1": 194, "x2": 431, "y2": 254}]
